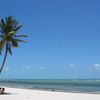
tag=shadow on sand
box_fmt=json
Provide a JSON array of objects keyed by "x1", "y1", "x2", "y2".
[{"x1": 0, "y1": 92, "x2": 17, "y2": 95}]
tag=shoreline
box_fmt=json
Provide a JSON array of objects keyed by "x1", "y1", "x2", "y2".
[
  {"x1": 1, "y1": 79, "x2": 100, "y2": 94},
  {"x1": 0, "y1": 87, "x2": 100, "y2": 100},
  {"x1": 1, "y1": 85, "x2": 100, "y2": 95}
]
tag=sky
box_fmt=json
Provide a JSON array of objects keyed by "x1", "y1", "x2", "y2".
[{"x1": 0, "y1": 0, "x2": 100, "y2": 79}]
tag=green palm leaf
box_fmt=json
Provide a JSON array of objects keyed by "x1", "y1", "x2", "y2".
[
  {"x1": 15, "y1": 39, "x2": 26, "y2": 43},
  {"x1": 14, "y1": 25, "x2": 22, "y2": 32},
  {"x1": 14, "y1": 34, "x2": 28, "y2": 37},
  {"x1": 0, "y1": 22, "x2": 6, "y2": 33},
  {"x1": 1, "y1": 19, "x2": 6, "y2": 28},
  {"x1": 12, "y1": 19, "x2": 18, "y2": 29},
  {"x1": 8, "y1": 44, "x2": 12, "y2": 55},
  {"x1": 11, "y1": 38, "x2": 18, "y2": 47},
  {"x1": 9, "y1": 31, "x2": 16, "y2": 35}
]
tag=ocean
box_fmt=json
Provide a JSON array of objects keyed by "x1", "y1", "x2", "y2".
[{"x1": 0, "y1": 79, "x2": 100, "y2": 94}]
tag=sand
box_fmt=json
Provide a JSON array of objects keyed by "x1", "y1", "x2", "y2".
[{"x1": 0, "y1": 87, "x2": 100, "y2": 100}]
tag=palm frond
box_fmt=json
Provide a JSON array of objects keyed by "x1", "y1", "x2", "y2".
[
  {"x1": 7, "y1": 44, "x2": 12, "y2": 55},
  {"x1": 15, "y1": 39, "x2": 26, "y2": 43},
  {"x1": 12, "y1": 19, "x2": 18, "y2": 29},
  {"x1": 13, "y1": 25, "x2": 22, "y2": 32},
  {"x1": 11, "y1": 38, "x2": 18, "y2": 47},
  {"x1": 6, "y1": 16, "x2": 13, "y2": 33},
  {"x1": 9, "y1": 31, "x2": 16, "y2": 35},
  {"x1": 14, "y1": 34, "x2": 28, "y2": 37},
  {"x1": 0, "y1": 20, "x2": 6, "y2": 33},
  {"x1": 1, "y1": 19, "x2": 6, "y2": 28}
]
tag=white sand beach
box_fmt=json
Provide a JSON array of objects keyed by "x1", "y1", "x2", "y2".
[{"x1": 0, "y1": 87, "x2": 100, "y2": 100}]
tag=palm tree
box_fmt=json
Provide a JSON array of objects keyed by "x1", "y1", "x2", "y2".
[{"x1": 0, "y1": 16, "x2": 27, "y2": 74}]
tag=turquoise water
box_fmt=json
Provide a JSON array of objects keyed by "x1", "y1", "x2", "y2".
[{"x1": 0, "y1": 79, "x2": 100, "y2": 94}]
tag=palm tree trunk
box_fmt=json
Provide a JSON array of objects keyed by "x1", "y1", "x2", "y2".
[{"x1": 0, "y1": 45, "x2": 8, "y2": 74}]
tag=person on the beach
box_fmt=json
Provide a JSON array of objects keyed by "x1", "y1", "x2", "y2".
[
  {"x1": 0, "y1": 87, "x2": 1, "y2": 94},
  {"x1": 0, "y1": 88, "x2": 5, "y2": 94},
  {"x1": 52, "y1": 88, "x2": 55, "y2": 92}
]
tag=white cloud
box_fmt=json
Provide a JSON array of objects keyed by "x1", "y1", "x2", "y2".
[
  {"x1": 39, "y1": 66, "x2": 44, "y2": 70},
  {"x1": 20, "y1": 66, "x2": 33, "y2": 72},
  {"x1": 94, "y1": 64, "x2": 100, "y2": 70},
  {"x1": 69, "y1": 63, "x2": 75, "y2": 67}
]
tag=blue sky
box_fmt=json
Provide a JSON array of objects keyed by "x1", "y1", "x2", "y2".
[{"x1": 0, "y1": 0, "x2": 100, "y2": 79}]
